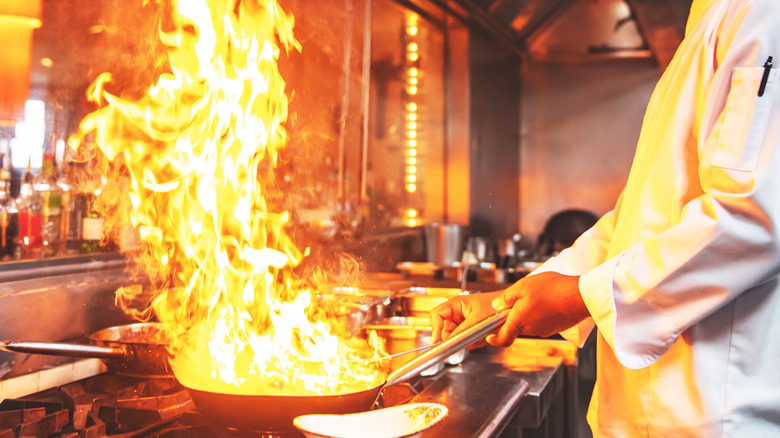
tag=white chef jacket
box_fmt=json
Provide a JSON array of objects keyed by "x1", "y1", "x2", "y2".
[{"x1": 533, "y1": 0, "x2": 780, "y2": 435}]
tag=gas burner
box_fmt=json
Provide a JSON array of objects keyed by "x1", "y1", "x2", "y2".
[
  {"x1": 151, "y1": 412, "x2": 302, "y2": 438},
  {"x1": 0, "y1": 374, "x2": 195, "y2": 438}
]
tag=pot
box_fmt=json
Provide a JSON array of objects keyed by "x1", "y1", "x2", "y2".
[
  {"x1": 184, "y1": 309, "x2": 511, "y2": 433},
  {"x1": 0, "y1": 322, "x2": 171, "y2": 378}
]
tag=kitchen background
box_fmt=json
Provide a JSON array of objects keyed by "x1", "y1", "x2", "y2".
[{"x1": 1, "y1": 0, "x2": 694, "y2": 270}]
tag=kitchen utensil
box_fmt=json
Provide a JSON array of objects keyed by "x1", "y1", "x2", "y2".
[
  {"x1": 424, "y1": 224, "x2": 468, "y2": 266},
  {"x1": 364, "y1": 343, "x2": 437, "y2": 364},
  {"x1": 293, "y1": 402, "x2": 448, "y2": 438},
  {"x1": 0, "y1": 323, "x2": 171, "y2": 378},
  {"x1": 183, "y1": 308, "x2": 511, "y2": 433}
]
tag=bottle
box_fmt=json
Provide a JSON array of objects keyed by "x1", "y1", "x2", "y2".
[
  {"x1": 0, "y1": 152, "x2": 18, "y2": 260},
  {"x1": 15, "y1": 159, "x2": 43, "y2": 259},
  {"x1": 35, "y1": 152, "x2": 62, "y2": 257},
  {"x1": 58, "y1": 159, "x2": 83, "y2": 254},
  {"x1": 80, "y1": 191, "x2": 104, "y2": 254}
]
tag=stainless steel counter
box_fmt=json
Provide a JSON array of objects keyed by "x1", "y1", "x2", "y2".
[{"x1": 408, "y1": 342, "x2": 565, "y2": 437}]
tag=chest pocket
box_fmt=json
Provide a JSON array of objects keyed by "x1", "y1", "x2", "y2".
[{"x1": 711, "y1": 66, "x2": 778, "y2": 171}]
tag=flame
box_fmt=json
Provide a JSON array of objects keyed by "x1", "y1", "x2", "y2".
[{"x1": 69, "y1": 0, "x2": 387, "y2": 395}]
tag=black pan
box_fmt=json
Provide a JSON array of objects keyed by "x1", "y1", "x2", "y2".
[
  {"x1": 0, "y1": 323, "x2": 171, "y2": 378},
  {"x1": 185, "y1": 309, "x2": 511, "y2": 433}
]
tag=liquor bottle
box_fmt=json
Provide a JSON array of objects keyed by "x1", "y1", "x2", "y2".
[
  {"x1": 35, "y1": 152, "x2": 62, "y2": 257},
  {"x1": 58, "y1": 159, "x2": 83, "y2": 254},
  {"x1": 15, "y1": 158, "x2": 43, "y2": 259},
  {"x1": 80, "y1": 191, "x2": 104, "y2": 254},
  {"x1": 0, "y1": 153, "x2": 18, "y2": 260}
]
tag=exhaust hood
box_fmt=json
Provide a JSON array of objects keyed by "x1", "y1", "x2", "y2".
[{"x1": 436, "y1": 0, "x2": 693, "y2": 68}]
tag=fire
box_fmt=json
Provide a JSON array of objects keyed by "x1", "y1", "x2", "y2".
[{"x1": 68, "y1": 0, "x2": 387, "y2": 395}]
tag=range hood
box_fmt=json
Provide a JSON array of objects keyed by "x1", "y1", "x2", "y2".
[{"x1": 429, "y1": 0, "x2": 693, "y2": 68}]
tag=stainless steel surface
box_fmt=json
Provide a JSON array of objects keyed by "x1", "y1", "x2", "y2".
[
  {"x1": 0, "y1": 256, "x2": 139, "y2": 380},
  {"x1": 407, "y1": 344, "x2": 564, "y2": 438},
  {"x1": 424, "y1": 224, "x2": 468, "y2": 267}
]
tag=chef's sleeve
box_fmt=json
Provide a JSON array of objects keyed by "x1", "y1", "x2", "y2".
[{"x1": 529, "y1": 207, "x2": 620, "y2": 346}]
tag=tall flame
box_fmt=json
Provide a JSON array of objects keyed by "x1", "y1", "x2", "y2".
[{"x1": 69, "y1": 0, "x2": 386, "y2": 395}]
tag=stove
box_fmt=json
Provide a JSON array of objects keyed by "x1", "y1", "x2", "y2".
[
  {"x1": 0, "y1": 373, "x2": 295, "y2": 438},
  {"x1": 0, "y1": 371, "x2": 423, "y2": 438}
]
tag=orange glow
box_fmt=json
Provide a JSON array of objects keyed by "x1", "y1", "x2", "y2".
[
  {"x1": 407, "y1": 26, "x2": 418, "y2": 36},
  {"x1": 0, "y1": 0, "x2": 43, "y2": 123},
  {"x1": 408, "y1": 53, "x2": 419, "y2": 62},
  {"x1": 406, "y1": 209, "x2": 417, "y2": 218},
  {"x1": 409, "y1": 68, "x2": 418, "y2": 77},
  {"x1": 409, "y1": 149, "x2": 417, "y2": 157},
  {"x1": 407, "y1": 183, "x2": 417, "y2": 192},
  {"x1": 408, "y1": 43, "x2": 418, "y2": 52},
  {"x1": 69, "y1": 0, "x2": 386, "y2": 396},
  {"x1": 408, "y1": 103, "x2": 417, "y2": 111}
]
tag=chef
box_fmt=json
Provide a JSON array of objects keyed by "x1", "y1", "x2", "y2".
[{"x1": 430, "y1": 0, "x2": 780, "y2": 435}]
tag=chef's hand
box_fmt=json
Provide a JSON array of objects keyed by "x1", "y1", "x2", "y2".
[
  {"x1": 486, "y1": 271, "x2": 589, "y2": 346},
  {"x1": 429, "y1": 290, "x2": 502, "y2": 348}
]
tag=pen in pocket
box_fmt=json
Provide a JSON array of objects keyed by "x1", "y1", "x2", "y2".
[{"x1": 758, "y1": 56, "x2": 773, "y2": 97}]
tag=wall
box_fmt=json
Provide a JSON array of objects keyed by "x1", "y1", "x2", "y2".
[
  {"x1": 519, "y1": 58, "x2": 662, "y2": 243},
  {"x1": 468, "y1": 32, "x2": 521, "y2": 239}
]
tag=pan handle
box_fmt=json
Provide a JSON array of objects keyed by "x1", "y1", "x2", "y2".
[
  {"x1": 0, "y1": 340, "x2": 126, "y2": 359},
  {"x1": 383, "y1": 308, "x2": 511, "y2": 387}
]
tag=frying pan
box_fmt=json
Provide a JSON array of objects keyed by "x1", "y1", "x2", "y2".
[
  {"x1": 185, "y1": 309, "x2": 511, "y2": 433},
  {"x1": 0, "y1": 323, "x2": 171, "y2": 378}
]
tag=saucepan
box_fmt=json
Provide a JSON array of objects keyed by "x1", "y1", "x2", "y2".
[
  {"x1": 0, "y1": 322, "x2": 171, "y2": 378},
  {"x1": 185, "y1": 309, "x2": 511, "y2": 433}
]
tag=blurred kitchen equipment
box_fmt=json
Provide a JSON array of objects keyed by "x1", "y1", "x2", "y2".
[
  {"x1": 536, "y1": 209, "x2": 599, "y2": 259},
  {"x1": 467, "y1": 236, "x2": 496, "y2": 263},
  {"x1": 392, "y1": 287, "x2": 468, "y2": 318},
  {"x1": 317, "y1": 287, "x2": 396, "y2": 335},
  {"x1": 460, "y1": 250, "x2": 479, "y2": 291},
  {"x1": 496, "y1": 233, "x2": 522, "y2": 268},
  {"x1": 184, "y1": 309, "x2": 511, "y2": 433},
  {"x1": 424, "y1": 224, "x2": 468, "y2": 266},
  {"x1": 0, "y1": 323, "x2": 171, "y2": 378},
  {"x1": 293, "y1": 402, "x2": 448, "y2": 438},
  {"x1": 363, "y1": 316, "x2": 465, "y2": 376}
]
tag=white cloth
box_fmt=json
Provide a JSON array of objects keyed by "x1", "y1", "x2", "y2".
[{"x1": 535, "y1": 0, "x2": 780, "y2": 435}]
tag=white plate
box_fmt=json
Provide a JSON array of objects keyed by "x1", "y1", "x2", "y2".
[{"x1": 293, "y1": 402, "x2": 448, "y2": 438}]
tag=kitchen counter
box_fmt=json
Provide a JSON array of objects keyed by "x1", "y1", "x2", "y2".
[
  {"x1": 360, "y1": 271, "x2": 577, "y2": 438},
  {"x1": 406, "y1": 342, "x2": 566, "y2": 438}
]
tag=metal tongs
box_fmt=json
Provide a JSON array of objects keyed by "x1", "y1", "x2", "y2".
[{"x1": 365, "y1": 344, "x2": 437, "y2": 364}]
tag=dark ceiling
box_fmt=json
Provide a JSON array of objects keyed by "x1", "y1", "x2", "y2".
[{"x1": 436, "y1": 0, "x2": 693, "y2": 67}]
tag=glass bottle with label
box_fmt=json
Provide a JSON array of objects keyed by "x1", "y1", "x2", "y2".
[
  {"x1": 36, "y1": 152, "x2": 62, "y2": 257},
  {"x1": 80, "y1": 191, "x2": 104, "y2": 254},
  {"x1": 58, "y1": 159, "x2": 83, "y2": 254},
  {"x1": 15, "y1": 159, "x2": 43, "y2": 259},
  {"x1": 0, "y1": 153, "x2": 18, "y2": 261}
]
